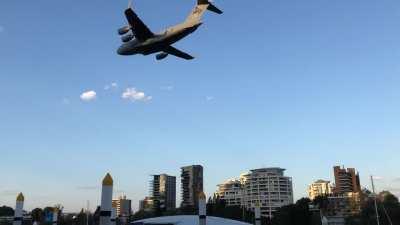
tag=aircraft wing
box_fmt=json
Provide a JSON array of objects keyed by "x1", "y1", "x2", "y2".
[
  {"x1": 164, "y1": 46, "x2": 194, "y2": 60},
  {"x1": 124, "y1": 8, "x2": 154, "y2": 42}
]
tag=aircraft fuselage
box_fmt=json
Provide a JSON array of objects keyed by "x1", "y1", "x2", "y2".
[{"x1": 117, "y1": 22, "x2": 202, "y2": 56}]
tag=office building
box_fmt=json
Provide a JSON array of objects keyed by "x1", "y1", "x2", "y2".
[
  {"x1": 181, "y1": 165, "x2": 203, "y2": 208},
  {"x1": 308, "y1": 180, "x2": 333, "y2": 200}
]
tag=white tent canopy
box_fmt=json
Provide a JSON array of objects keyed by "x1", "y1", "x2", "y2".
[{"x1": 132, "y1": 215, "x2": 252, "y2": 225}]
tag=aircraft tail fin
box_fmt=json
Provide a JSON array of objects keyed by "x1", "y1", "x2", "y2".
[
  {"x1": 186, "y1": 0, "x2": 222, "y2": 23},
  {"x1": 198, "y1": 0, "x2": 223, "y2": 14}
]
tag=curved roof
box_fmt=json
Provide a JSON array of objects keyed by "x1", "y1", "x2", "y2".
[{"x1": 133, "y1": 215, "x2": 251, "y2": 225}]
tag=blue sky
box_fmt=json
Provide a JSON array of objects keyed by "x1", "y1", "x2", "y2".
[{"x1": 1, "y1": 0, "x2": 400, "y2": 212}]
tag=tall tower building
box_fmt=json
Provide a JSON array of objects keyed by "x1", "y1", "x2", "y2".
[
  {"x1": 308, "y1": 180, "x2": 332, "y2": 200},
  {"x1": 181, "y1": 165, "x2": 203, "y2": 208},
  {"x1": 333, "y1": 166, "x2": 361, "y2": 194},
  {"x1": 241, "y1": 168, "x2": 293, "y2": 218},
  {"x1": 151, "y1": 174, "x2": 176, "y2": 210}
]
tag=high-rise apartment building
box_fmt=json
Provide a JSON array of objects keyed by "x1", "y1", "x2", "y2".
[
  {"x1": 215, "y1": 179, "x2": 243, "y2": 206},
  {"x1": 241, "y1": 168, "x2": 293, "y2": 218},
  {"x1": 333, "y1": 166, "x2": 361, "y2": 194},
  {"x1": 181, "y1": 165, "x2": 203, "y2": 208},
  {"x1": 112, "y1": 195, "x2": 132, "y2": 217},
  {"x1": 308, "y1": 180, "x2": 333, "y2": 200},
  {"x1": 150, "y1": 174, "x2": 176, "y2": 210}
]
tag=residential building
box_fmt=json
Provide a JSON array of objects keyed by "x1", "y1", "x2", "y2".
[
  {"x1": 181, "y1": 165, "x2": 203, "y2": 208},
  {"x1": 241, "y1": 168, "x2": 294, "y2": 218},
  {"x1": 150, "y1": 174, "x2": 176, "y2": 210},
  {"x1": 308, "y1": 180, "x2": 333, "y2": 200},
  {"x1": 112, "y1": 195, "x2": 132, "y2": 217},
  {"x1": 215, "y1": 179, "x2": 243, "y2": 206},
  {"x1": 325, "y1": 192, "x2": 361, "y2": 216},
  {"x1": 333, "y1": 166, "x2": 361, "y2": 194},
  {"x1": 139, "y1": 197, "x2": 156, "y2": 212}
]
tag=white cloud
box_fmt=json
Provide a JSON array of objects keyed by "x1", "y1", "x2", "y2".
[
  {"x1": 80, "y1": 90, "x2": 97, "y2": 101},
  {"x1": 122, "y1": 88, "x2": 152, "y2": 102},
  {"x1": 104, "y1": 82, "x2": 118, "y2": 90}
]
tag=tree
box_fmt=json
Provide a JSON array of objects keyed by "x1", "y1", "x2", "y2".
[
  {"x1": 346, "y1": 191, "x2": 400, "y2": 225},
  {"x1": 312, "y1": 195, "x2": 329, "y2": 212},
  {"x1": 0, "y1": 206, "x2": 14, "y2": 217},
  {"x1": 272, "y1": 198, "x2": 313, "y2": 225},
  {"x1": 31, "y1": 208, "x2": 44, "y2": 223},
  {"x1": 205, "y1": 194, "x2": 255, "y2": 223}
]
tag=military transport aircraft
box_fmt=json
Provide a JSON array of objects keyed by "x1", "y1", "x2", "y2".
[{"x1": 117, "y1": 0, "x2": 222, "y2": 60}]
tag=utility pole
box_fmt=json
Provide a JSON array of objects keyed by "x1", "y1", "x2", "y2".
[
  {"x1": 86, "y1": 200, "x2": 90, "y2": 225},
  {"x1": 370, "y1": 175, "x2": 380, "y2": 225}
]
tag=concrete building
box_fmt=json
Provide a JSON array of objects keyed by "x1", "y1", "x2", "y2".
[
  {"x1": 112, "y1": 195, "x2": 132, "y2": 217},
  {"x1": 181, "y1": 165, "x2": 203, "y2": 208},
  {"x1": 241, "y1": 168, "x2": 293, "y2": 218},
  {"x1": 333, "y1": 166, "x2": 361, "y2": 194},
  {"x1": 308, "y1": 180, "x2": 333, "y2": 200},
  {"x1": 215, "y1": 179, "x2": 243, "y2": 206},
  {"x1": 139, "y1": 197, "x2": 156, "y2": 212},
  {"x1": 150, "y1": 174, "x2": 176, "y2": 210},
  {"x1": 325, "y1": 192, "x2": 361, "y2": 217}
]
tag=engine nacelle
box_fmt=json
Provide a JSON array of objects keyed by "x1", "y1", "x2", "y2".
[
  {"x1": 118, "y1": 26, "x2": 130, "y2": 35},
  {"x1": 156, "y1": 52, "x2": 169, "y2": 60},
  {"x1": 121, "y1": 34, "x2": 134, "y2": 43}
]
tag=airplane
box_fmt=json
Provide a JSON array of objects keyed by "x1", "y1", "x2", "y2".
[{"x1": 116, "y1": 0, "x2": 222, "y2": 60}]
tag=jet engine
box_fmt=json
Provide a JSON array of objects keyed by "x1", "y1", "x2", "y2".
[
  {"x1": 118, "y1": 26, "x2": 130, "y2": 35},
  {"x1": 156, "y1": 52, "x2": 169, "y2": 60},
  {"x1": 121, "y1": 34, "x2": 134, "y2": 43}
]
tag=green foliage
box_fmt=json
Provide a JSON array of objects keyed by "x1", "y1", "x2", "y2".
[
  {"x1": 312, "y1": 196, "x2": 329, "y2": 211},
  {"x1": 206, "y1": 194, "x2": 256, "y2": 224},
  {"x1": 346, "y1": 191, "x2": 400, "y2": 225},
  {"x1": 31, "y1": 208, "x2": 44, "y2": 223},
  {"x1": 272, "y1": 198, "x2": 314, "y2": 225},
  {"x1": 0, "y1": 206, "x2": 14, "y2": 217}
]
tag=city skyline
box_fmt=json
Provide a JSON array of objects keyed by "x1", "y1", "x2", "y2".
[
  {"x1": 1, "y1": 164, "x2": 398, "y2": 213},
  {"x1": 1, "y1": 0, "x2": 400, "y2": 214}
]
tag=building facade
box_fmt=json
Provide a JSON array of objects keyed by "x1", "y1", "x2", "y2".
[
  {"x1": 150, "y1": 174, "x2": 176, "y2": 210},
  {"x1": 333, "y1": 166, "x2": 361, "y2": 195},
  {"x1": 139, "y1": 197, "x2": 156, "y2": 212},
  {"x1": 325, "y1": 192, "x2": 361, "y2": 217},
  {"x1": 112, "y1": 195, "x2": 132, "y2": 217},
  {"x1": 215, "y1": 179, "x2": 243, "y2": 206},
  {"x1": 308, "y1": 180, "x2": 333, "y2": 200},
  {"x1": 241, "y1": 168, "x2": 294, "y2": 218},
  {"x1": 181, "y1": 165, "x2": 203, "y2": 208}
]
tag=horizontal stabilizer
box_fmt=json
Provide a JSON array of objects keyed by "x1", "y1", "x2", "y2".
[
  {"x1": 198, "y1": 0, "x2": 223, "y2": 14},
  {"x1": 207, "y1": 3, "x2": 223, "y2": 14}
]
